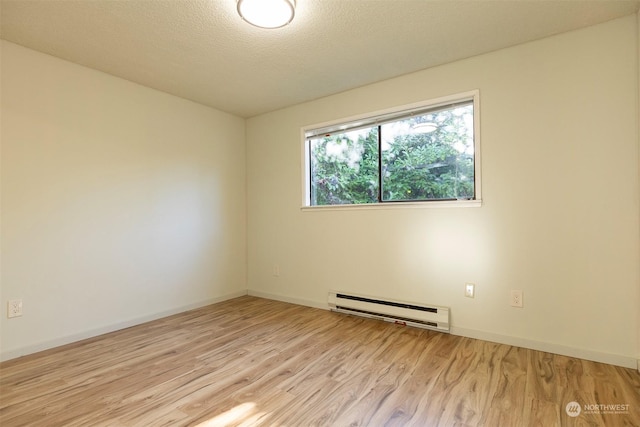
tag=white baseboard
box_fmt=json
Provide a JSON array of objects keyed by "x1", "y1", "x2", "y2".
[
  {"x1": 450, "y1": 326, "x2": 637, "y2": 370},
  {"x1": 247, "y1": 289, "x2": 328, "y2": 310},
  {"x1": 248, "y1": 290, "x2": 637, "y2": 370},
  {"x1": 4, "y1": 289, "x2": 636, "y2": 371},
  {"x1": 0, "y1": 290, "x2": 248, "y2": 362}
]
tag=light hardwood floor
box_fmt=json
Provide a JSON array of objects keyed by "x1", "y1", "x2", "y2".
[{"x1": 1, "y1": 296, "x2": 639, "y2": 426}]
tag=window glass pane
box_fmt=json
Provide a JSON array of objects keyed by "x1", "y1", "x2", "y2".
[
  {"x1": 381, "y1": 104, "x2": 474, "y2": 201},
  {"x1": 310, "y1": 126, "x2": 379, "y2": 205}
]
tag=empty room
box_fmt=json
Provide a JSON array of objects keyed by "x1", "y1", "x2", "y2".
[{"x1": 1, "y1": 0, "x2": 640, "y2": 425}]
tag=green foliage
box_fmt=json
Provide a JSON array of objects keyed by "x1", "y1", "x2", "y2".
[
  {"x1": 310, "y1": 105, "x2": 474, "y2": 205},
  {"x1": 310, "y1": 127, "x2": 379, "y2": 205}
]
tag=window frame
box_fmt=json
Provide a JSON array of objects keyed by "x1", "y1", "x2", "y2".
[{"x1": 301, "y1": 90, "x2": 482, "y2": 210}]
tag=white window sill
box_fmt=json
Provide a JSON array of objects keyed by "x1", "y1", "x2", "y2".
[{"x1": 301, "y1": 199, "x2": 482, "y2": 212}]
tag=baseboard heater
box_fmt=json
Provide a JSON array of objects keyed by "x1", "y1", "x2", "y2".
[{"x1": 328, "y1": 291, "x2": 450, "y2": 333}]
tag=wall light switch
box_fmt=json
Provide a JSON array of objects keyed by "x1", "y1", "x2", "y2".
[{"x1": 465, "y1": 283, "x2": 475, "y2": 298}]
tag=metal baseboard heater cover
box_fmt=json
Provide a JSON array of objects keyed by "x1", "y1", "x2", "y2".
[{"x1": 328, "y1": 291, "x2": 450, "y2": 333}]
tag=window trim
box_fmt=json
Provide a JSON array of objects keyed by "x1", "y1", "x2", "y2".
[{"x1": 301, "y1": 90, "x2": 482, "y2": 210}]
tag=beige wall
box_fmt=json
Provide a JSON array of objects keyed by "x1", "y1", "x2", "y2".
[
  {"x1": 0, "y1": 41, "x2": 247, "y2": 360},
  {"x1": 246, "y1": 15, "x2": 640, "y2": 367},
  {"x1": 637, "y1": 8, "x2": 640, "y2": 370}
]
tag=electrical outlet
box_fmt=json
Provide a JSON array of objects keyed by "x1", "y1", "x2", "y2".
[
  {"x1": 7, "y1": 299, "x2": 23, "y2": 318},
  {"x1": 464, "y1": 283, "x2": 475, "y2": 298},
  {"x1": 272, "y1": 264, "x2": 280, "y2": 277},
  {"x1": 510, "y1": 290, "x2": 523, "y2": 308}
]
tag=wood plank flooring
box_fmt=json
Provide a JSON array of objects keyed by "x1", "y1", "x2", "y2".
[{"x1": 1, "y1": 296, "x2": 639, "y2": 426}]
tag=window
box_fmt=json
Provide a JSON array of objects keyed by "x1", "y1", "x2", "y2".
[{"x1": 303, "y1": 91, "x2": 481, "y2": 207}]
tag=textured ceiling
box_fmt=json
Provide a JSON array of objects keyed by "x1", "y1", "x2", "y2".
[{"x1": 1, "y1": 0, "x2": 639, "y2": 118}]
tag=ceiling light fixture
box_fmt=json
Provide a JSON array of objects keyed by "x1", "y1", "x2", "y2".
[
  {"x1": 237, "y1": 0, "x2": 295, "y2": 29},
  {"x1": 412, "y1": 122, "x2": 438, "y2": 134}
]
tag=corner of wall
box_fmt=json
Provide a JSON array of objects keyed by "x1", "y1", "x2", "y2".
[{"x1": 636, "y1": 7, "x2": 640, "y2": 373}]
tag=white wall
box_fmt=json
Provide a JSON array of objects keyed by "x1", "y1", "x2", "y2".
[
  {"x1": 246, "y1": 16, "x2": 640, "y2": 368},
  {"x1": 637, "y1": 8, "x2": 640, "y2": 370},
  {"x1": 0, "y1": 41, "x2": 247, "y2": 360}
]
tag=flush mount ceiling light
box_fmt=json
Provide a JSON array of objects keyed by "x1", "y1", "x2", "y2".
[
  {"x1": 412, "y1": 122, "x2": 439, "y2": 134},
  {"x1": 237, "y1": 0, "x2": 295, "y2": 29}
]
